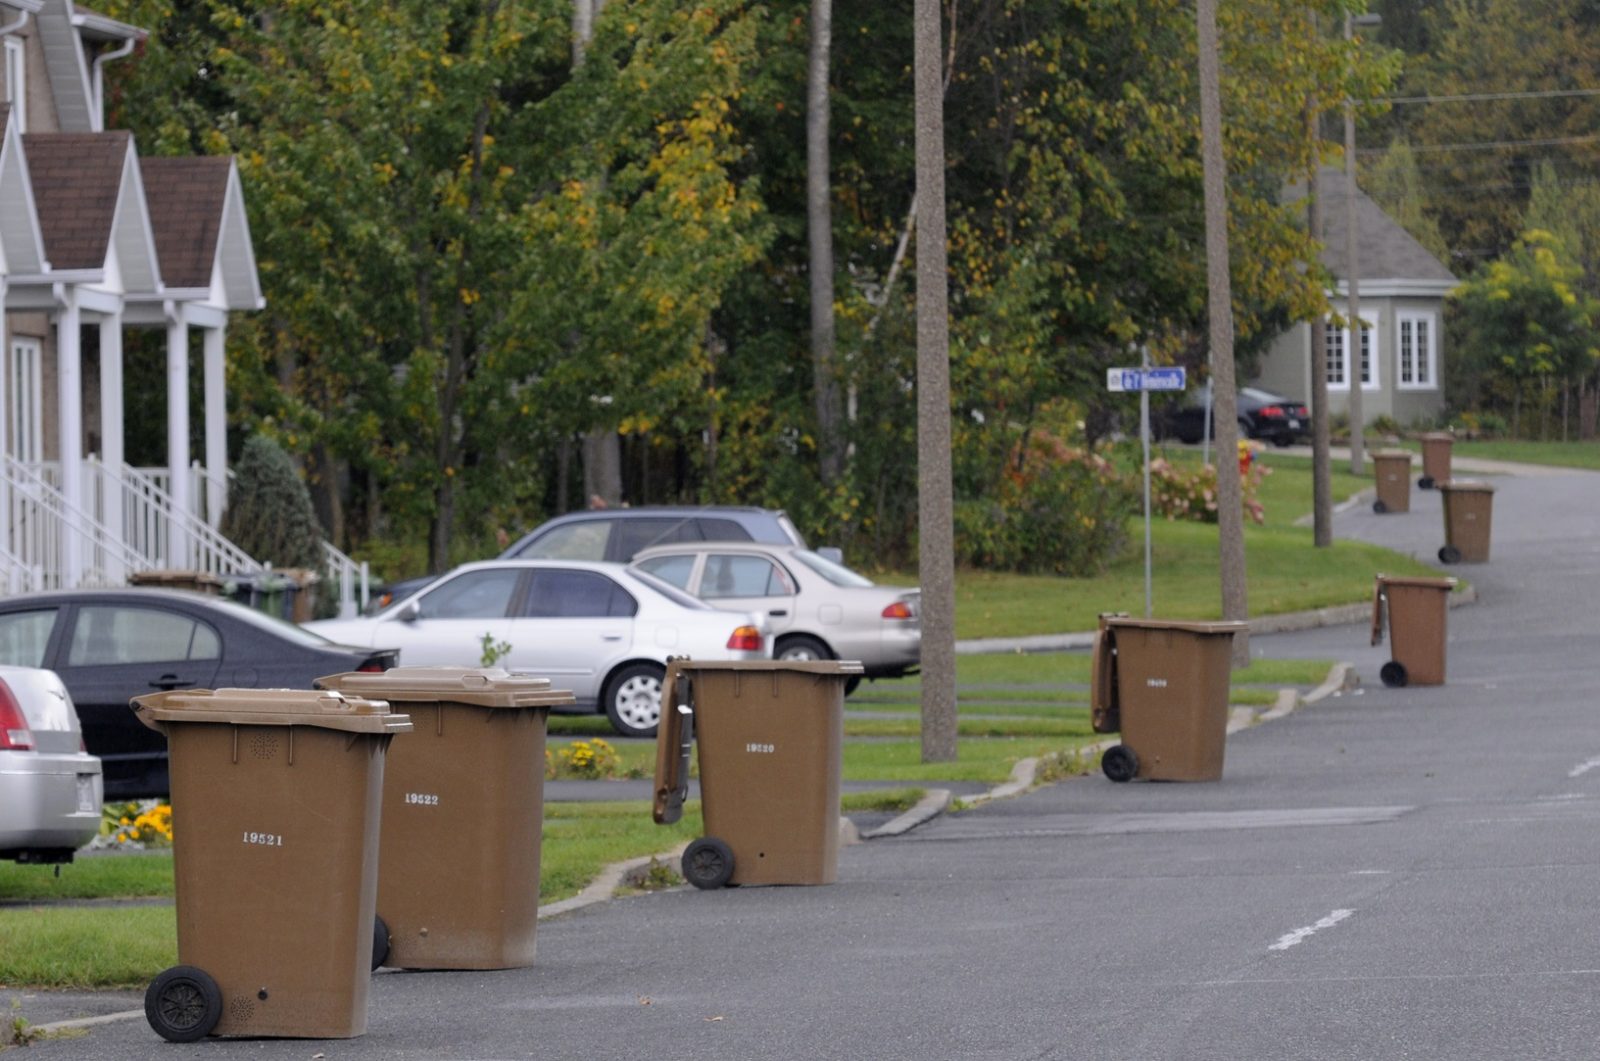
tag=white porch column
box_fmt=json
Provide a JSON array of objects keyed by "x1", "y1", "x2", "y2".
[
  {"x1": 58, "y1": 293, "x2": 84, "y2": 587},
  {"x1": 166, "y1": 317, "x2": 191, "y2": 568},
  {"x1": 98, "y1": 314, "x2": 125, "y2": 583},
  {"x1": 202, "y1": 325, "x2": 226, "y2": 528}
]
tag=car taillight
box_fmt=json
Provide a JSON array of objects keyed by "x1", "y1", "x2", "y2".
[
  {"x1": 0, "y1": 680, "x2": 33, "y2": 751},
  {"x1": 1259, "y1": 405, "x2": 1284, "y2": 418},
  {"x1": 357, "y1": 659, "x2": 386, "y2": 673},
  {"x1": 882, "y1": 601, "x2": 915, "y2": 620},
  {"x1": 727, "y1": 626, "x2": 764, "y2": 652}
]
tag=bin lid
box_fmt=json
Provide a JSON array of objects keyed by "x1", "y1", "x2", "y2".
[
  {"x1": 666, "y1": 659, "x2": 867, "y2": 676},
  {"x1": 132, "y1": 688, "x2": 414, "y2": 734},
  {"x1": 129, "y1": 569, "x2": 226, "y2": 587},
  {"x1": 1437, "y1": 479, "x2": 1495, "y2": 493},
  {"x1": 1375, "y1": 574, "x2": 1458, "y2": 590},
  {"x1": 1372, "y1": 449, "x2": 1414, "y2": 462},
  {"x1": 1420, "y1": 431, "x2": 1455, "y2": 442},
  {"x1": 1102, "y1": 617, "x2": 1248, "y2": 636},
  {"x1": 314, "y1": 666, "x2": 576, "y2": 708}
]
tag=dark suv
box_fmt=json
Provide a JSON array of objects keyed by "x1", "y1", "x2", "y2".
[
  {"x1": 502, "y1": 507, "x2": 806, "y2": 562},
  {"x1": 374, "y1": 507, "x2": 822, "y2": 611}
]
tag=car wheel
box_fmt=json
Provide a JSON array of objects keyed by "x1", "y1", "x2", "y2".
[
  {"x1": 146, "y1": 965, "x2": 223, "y2": 1043},
  {"x1": 844, "y1": 676, "x2": 862, "y2": 697},
  {"x1": 604, "y1": 662, "x2": 666, "y2": 738},
  {"x1": 1176, "y1": 422, "x2": 1203, "y2": 445},
  {"x1": 776, "y1": 634, "x2": 833, "y2": 664}
]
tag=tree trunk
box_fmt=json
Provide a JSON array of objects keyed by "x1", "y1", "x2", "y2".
[
  {"x1": 1197, "y1": 0, "x2": 1249, "y2": 665},
  {"x1": 914, "y1": 0, "x2": 956, "y2": 763},
  {"x1": 1580, "y1": 378, "x2": 1598, "y2": 439},
  {"x1": 808, "y1": 0, "x2": 844, "y2": 485}
]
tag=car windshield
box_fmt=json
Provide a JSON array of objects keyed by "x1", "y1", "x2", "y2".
[
  {"x1": 214, "y1": 596, "x2": 342, "y2": 647},
  {"x1": 791, "y1": 549, "x2": 875, "y2": 588},
  {"x1": 628, "y1": 567, "x2": 716, "y2": 610}
]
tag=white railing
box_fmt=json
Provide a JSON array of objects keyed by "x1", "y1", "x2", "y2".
[
  {"x1": 102, "y1": 460, "x2": 262, "y2": 577},
  {"x1": 4, "y1": 456, "x2": 145, "y2": 588},
  {"x1": 322, "y1": 541, "x2": 370, "y2": 619}
]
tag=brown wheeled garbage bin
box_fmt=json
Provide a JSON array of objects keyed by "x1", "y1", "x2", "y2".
[
  {"x1": 1088, "y1": 617, "x2": 1247, "y2": 782},
  {"x1": 653, "y1": 659, "x2": 862, "y2": 889},
  {"x1": 1372, "y1": 449, "x2": 1414, "y2": 514},
  {"x1": 129, "y1": 569, "x2": 226, "y2": 596},
  {"x1": 1418, "y1": 432, "x2": 1454, "y2": 489},
  {"x1": 1370, "y1": 574, "x2": 1457, "y2": 687},
  {"x1": 1438, "y1": 479, "x2": 1495, "y2": 563},
  {"x1": 315, "y1": 667, "x2": 574, "y2": 970},
  {"x1": 131, "y1": 689, "x2": 412, "y2": 1042}
]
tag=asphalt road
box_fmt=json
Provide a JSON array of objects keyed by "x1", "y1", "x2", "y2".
[{"x1": 22, "y1": 464, "x2": 1600, "y2": 1059}]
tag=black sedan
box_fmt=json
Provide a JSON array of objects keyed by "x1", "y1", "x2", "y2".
[
  {"x1": 1160, "y1": 387, "x2": 1310, "y2": 447},
  {"x1": 0, "y1": 589, "x2": 396, "y2": 799}
]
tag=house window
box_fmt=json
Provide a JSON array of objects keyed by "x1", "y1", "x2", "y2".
[
  {"x1": 1397, "y1": 313, "x2": 1437, "y2": 390},
  {"x1": 7, "y1": 337, "x2": 41, "y2": 465},
  {"x1": 1324, "y1": 313, "x2": 1379, "y2": 390},
  {"x1": 3, "y1": 37, "x2": 23, "y2": 133}
]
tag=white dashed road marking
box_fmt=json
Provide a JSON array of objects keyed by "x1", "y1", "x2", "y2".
[
  {"x1": 1568, "y1": 757, "x2": 1600, "y2": 778},
  {"x1": 1269, "y1": 909, "x2": 1354, "y2": 952}
]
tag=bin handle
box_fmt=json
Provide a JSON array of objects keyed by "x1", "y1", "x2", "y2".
[
  {"x1": 1371, "y1": 580, "x2": 1387, "y2": 647},
  {"x1": 653, "y1": 668, "x2": 695, "y2": 825}
]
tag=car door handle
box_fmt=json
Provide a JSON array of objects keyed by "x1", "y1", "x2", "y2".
[
  {"x1": 601, "y1": 634, "x2": 624, "y2": 642},
  {"x1": 769, "y1": 610, "x2": 788, "y2": 617},
  {"x1": 149, "y1": 674, "x2": 195, "y2": 691}
]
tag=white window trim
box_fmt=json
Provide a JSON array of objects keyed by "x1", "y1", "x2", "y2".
[
  {"x1": 3, "y1": 37, "x2": 23, "y2": 134},
  {"x1": 1325, "y1": 311, "x2": 1380, "y2": 392},
  {"x1": 1396, "y1": 311, "x2": 1439, "y2": 391},
  {"x1": 8, "y1": 336, "x2": 41, "y2": 465}
]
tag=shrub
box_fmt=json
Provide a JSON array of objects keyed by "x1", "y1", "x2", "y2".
[
  {"x1": 96, "y1": 800, "x2": 174, "y2": 849},
  {"x1": 220, "y1": 434, "x2": 326, "y2": 569},
  {"x1": 553, "y1": 739, "x2": 621, "y2": 780},
  {"x1": 954, "y1": 436, "x2": 1135, "y2": 576},
  {"x1": 1148, "y1": 451, "x2": 1270, "y2": 525}
]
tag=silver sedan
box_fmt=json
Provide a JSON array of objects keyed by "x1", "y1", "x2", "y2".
[
  {"x1": 0, "y1": 666, "x2": 103, "y2": 864},
  {"x1": 305, "y1": 560, "x2": 769, "y2": 738},
  {"x1": 629, "y1": 543, "x2": 920, "y2": 692}
]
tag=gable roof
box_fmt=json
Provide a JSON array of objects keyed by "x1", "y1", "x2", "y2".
[
  {"x1": 23, "y1": 128, "x2": 159, "y2": 291},
  {"x1": 34, "y1": 0, "x2": 143, "y2": 134},
  {"x1": 1313, "y1": 167, "x2": 1457, "y2": 292},
  {"x1": 0, "y1": 104, "x2": 48, "y2": 275},
  {"x1": 141, "y1": 155, "x2": 263, "y2": 309}
]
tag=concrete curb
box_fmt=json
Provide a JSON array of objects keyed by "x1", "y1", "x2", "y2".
[
  {"x1": 538, "y1": 841, "x2": 691, "y2": 920},
  {"x1": 863, "y1": 788, "x2": 953, "y2": 839}
]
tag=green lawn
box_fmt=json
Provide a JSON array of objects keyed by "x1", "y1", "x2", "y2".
[
  {"x1": 876, "y1": 450, "x2": 1443, "y2": 639},
  {"x1": 1394, "y1": 437, "x2": 1600, "y2": 472}
]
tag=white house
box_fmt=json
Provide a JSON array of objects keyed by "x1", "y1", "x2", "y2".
[
  {"x1": 1253, "y1": 167, "x2": 1459, "y2": 427},
  {"x1": 0, "y1": 0, "x2": 366, "y2": 612}
]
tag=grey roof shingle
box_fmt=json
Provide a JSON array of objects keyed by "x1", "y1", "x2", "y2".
[
  {"x1": 1309, "y1": 167, "x2": 1457, "y2": 284},
  {"x1": 141, "y1": 156, "x2": 230, "y2": 289},
  {"x1": 22, "y1": 130, "x2": 131, "y2": 271}
]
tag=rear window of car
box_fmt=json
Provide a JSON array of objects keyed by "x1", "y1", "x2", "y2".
[
  {"x1": 628, "y1": 568, "x2": 717, "y2": 611},
  {"x1": 522, "y1": 570, "x2": 637, "y2": 619},
  {"x1": 417, "y1": 570, "x2": 520, "y2": 620},
  {"x1": 635, "y1": 554, "x2": 695, "y2": 590},
  {"x1": 791, "y1": 549, "x2": 875, "y2": 588},
  {"x1": 0, "y1": 609, "x2": 56, "y2": 667},
  {"x1": 67, "y1": 606, "x2": 221, "y2": 665},
  {"x1": 696, "y1": 518, "x2": 755, "y2": 543},
  {"x1": 613, "y1": 518, "x2": 702, "y2": 559},
  {"x1": 703, "y1": 554, "x2": 794, "y2": 598}
]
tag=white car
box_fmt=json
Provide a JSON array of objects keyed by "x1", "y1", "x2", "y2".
[
  {"x1": 0, "y1": 666, "x2": 104, "y2": 864},
  {"x1": 305, "y1": 560, "x2": 768, "y2": 737},
  {"x1": 629, "y1": 542, "x2": 920, "y2": 692}
]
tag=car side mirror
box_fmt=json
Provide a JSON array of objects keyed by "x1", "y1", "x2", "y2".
[
  {"x1": 817, "y1": 546, "x2": 843, "y2": 564},
  {"x1": 398, "y1": 600, "x2": 421, "y2": 623}
]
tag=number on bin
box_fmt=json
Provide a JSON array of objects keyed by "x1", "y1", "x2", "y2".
[
  {"x1": 404, "y1": 792, "x2": 440, "y2": 806},
  {"x1": 745, "y1": 742, "x2": 776, "y2": 754},
  {"x1": 1146, "y1": 678, "x2": 1168, "y2": 688},
  {"x1": 242, "y1": 832, "x2": 284, "y2": 847}
]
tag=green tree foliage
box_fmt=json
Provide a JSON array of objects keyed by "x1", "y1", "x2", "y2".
[
  {"x1": 1449, "y1": 229, "x2": 1600, "y2": 435},
  {"x1": 220, "y1": 433, "x2": 327, "y2": 568},
  {"x1": 1365, "y1": 140, "x2": 1450, "y2": 264}
]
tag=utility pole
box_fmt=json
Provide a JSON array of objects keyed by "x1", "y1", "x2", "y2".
[
  {"x1": 1307, "y1": 13, "x2": 1332, "y2": 548},
  {"x1": 1197, "y1": 0, "x2": 1250, "y2": 665},
  {"x1": 1344, "y1": 11, "x2": 1366, "y2": 477},
  {"x1": 914, "y1": 0, "x2": 956, "y2": 761}
]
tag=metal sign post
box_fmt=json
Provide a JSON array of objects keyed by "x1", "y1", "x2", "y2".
[{"x1": 1107, "y1": 363, "x2": 1187, "y2": 617}]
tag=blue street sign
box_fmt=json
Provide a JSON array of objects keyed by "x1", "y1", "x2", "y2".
[{"x1": 1106, "y1": 366, "x2": 1187, "y2": 393}]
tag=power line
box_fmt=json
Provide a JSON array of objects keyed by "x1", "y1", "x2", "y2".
[
  {"x1": 1375, "y1": 87, "x2": 1600, "y2": 105},
  {"x1": 1359, "y1": 133, "x2": 1600, "y2": 155}
]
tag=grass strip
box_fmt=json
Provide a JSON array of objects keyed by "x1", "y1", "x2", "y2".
[
  {"x1": 842, "y1": 735, "x2": 1104, "y2": 783},
  {"x1": 0, "y1": 854, "x2": 173, "y2": 903},
  {"x1": 841, "y1": 788, "x2": 926, "y2": 814},
  {"x1": 0, "y1": 906, "x2": 177, "y2": 989}
]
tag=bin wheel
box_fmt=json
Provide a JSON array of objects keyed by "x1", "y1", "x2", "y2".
[
  {"x1": 145, "y1": 965, "x2": 223, "y2": 1043},
  {"x1": 682, "y1": 837, "x2": 736, "y2": 890},
  {"x1": 1101, "y1": 744, "x2": 1139, "y2": 783},
  {"x1": 1419, "y1": 476, "x2": 1435, "y2": 490},
  {"x1": 1380, "y1": 661, "x2": 1408, "y2": 688},
  {"x1": 1438, "y1": 545, "x2": 1462, "y2": 564},
  {"x1": 844, "y1": 676, "x2": 862, "y2": 698},
  {"x1": 603, "y1": 662, "x2": 667, "y2": 739},
  {"x1": 372, "y1": 915, "x2": 390, "y2": 971},
  {"x1": 1372, "y1": 499, "x2": 1388, "y2": 514}
]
